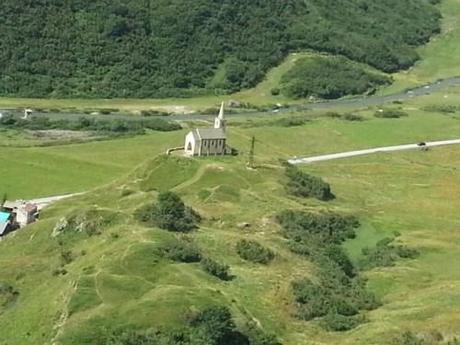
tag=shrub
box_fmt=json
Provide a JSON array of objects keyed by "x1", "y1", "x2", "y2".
[
  {"x1": 108, "y1": 306, "x2": 281, "y2": 345},
  {"x1": 60, "y1": 250, "x2": 74, "y2": 265},
  {"x1": 276, "y1": 210, "x2": 358, "y2": 245},
  {"x1": 0, "y1": 115, "x2": 181, "y2": 134},
  {"x1": 360, "y1": 237, "x2": 419, "y2": 269},
  {"x1": 422, "y1": 104, "x2": 459, "y2": 114},
  {"x1": 236, "y1": 240, "x2": 274, "y2": 264},
  {"x1": 270, "y1": 88, "x2": 280, "y2": 96},
  {"x1": 140, "y1": 109, "x2": 170, "y2": 117},
  {"x1": 390, "y1": 331, "x2": 459, "y2": 345},
  {"x1": 271, "y1": 117, "x2": 309, "y2": 127},
  {"x1": 137, "y1": 191, "x2": 201, "y2": 232},
  {"x1": 0, "y1": 283, "x2": 19, "y2": 308},
  {"x1": 201, "y1": 258, "x2": 232, "y2": 281},
  {"x1": 321, "y1": 312, "x2": 365, "y2": 332},
  {"x1": 342, "y1": 113, "x2": 365, "y2": 121},
  {"x1": 285, "y1": 164, "x2": 335, "y2": 201},
  {"x1": 324, "y1": 112, "x2": 342, "y2": 119},
  {"x1": 158, "y1": 239, "x2": 202, "y2": 263},
  {"x1": 278, "y1": 208, "x2": 378, "y2": 331},
  {"x1": 375, "y1": 108, "x2": 409, "y2": 118}
]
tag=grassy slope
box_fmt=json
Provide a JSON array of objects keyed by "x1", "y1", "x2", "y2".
[
  {"x1": 0, "y1": 131, "x2": 184, "y2": 199},
  {"x1": 0, "y1": 137, "x2": 459, "y2": 344},
  {"x1": 382, "y1": 0, "x2": 460, "y2": 93}
]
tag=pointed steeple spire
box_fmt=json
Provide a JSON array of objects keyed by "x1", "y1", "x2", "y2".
[
  {"x1": 214, "y1": 102, "x2": 226, "y2": 130},
  {"x1": 218, "y1": 102, "x2": 224, "y2": 119}
]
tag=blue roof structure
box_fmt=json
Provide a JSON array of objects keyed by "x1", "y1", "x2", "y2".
[{"x1": 0, "y1": 211, "x2": 10, "y2": 222}]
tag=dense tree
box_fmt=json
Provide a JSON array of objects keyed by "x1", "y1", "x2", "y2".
[
  {"x1": 280, "y1": 56, "x2": 390, "y2": 100},
  {"x1": 277, "y1": 210, "x2": 380, "y2": 331},
  {"x1": 0, "y1": 0, "x2": 440, "y2": 98}
]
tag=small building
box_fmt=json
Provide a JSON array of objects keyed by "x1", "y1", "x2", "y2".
[
  {"x1": 184, "y1": 103, "x2": 229, "y2": 156},
  {"x1": 3, "y1": 201, "x2": 38, "y2": 228},
  {"x1": 16, "y1": 203, "x2": 38, "y2": 227}
]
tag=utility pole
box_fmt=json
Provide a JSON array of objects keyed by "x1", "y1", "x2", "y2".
[{"x1": 248, "y1": 136, "x2": 255, "y2": 169}]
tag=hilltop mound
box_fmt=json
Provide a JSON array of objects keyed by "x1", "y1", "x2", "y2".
[
  {"x1": 0, "y1": 0, "x2": 440, "y2": 98},
  {"x1": 0, "y1": 155, "x2": 364, "y2": 344}
]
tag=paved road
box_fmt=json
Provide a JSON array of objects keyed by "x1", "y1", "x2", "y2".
[
  {"x1": 30, "y1": 193, "x2": 83, "y2": 210},
  {"x1": 288, "y1": 139, "x2": 460, "y2": 165},
  {"x1": 2, "y1": 77, "x2": 460, "y2": 122}
]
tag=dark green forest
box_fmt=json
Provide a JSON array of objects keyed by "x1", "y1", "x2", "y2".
[
  {"x1": 280, "y1": 56, "x2": 391, "y2": 99},
  {"x1": 0, "y1": 0, "x2": 440, "y2": 98}
]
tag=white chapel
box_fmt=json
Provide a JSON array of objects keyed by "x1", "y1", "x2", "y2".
[{"x1": 184, "y1": 102, "x2": 229, "y2": 156}]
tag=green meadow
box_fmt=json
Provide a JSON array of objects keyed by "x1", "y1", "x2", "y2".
[
  {"x1": 2, "y1": 92, "x2": 460, "y2": 200},
  {"x1": 0, "y1": 124, "x2": 459, "y2": 344}
]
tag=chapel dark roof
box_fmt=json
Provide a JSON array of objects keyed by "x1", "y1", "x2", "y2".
[{"x1": 195, "y1": 128, "x2": 226, "y2": 140}]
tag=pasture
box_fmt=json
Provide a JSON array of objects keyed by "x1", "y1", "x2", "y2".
[
  {"x1": 0, "y1": 133, "x2": 458, "y2": 344},
  {"x1": 2, "y1": 86, "x2": 460, "y2": 200}
]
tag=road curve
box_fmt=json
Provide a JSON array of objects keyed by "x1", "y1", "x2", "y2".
[
  {"x1": 288, "y1": 139, "x2": 460, "y2": 165},
  {"x1": 3, "y1": 76, "x2": 460, "y2": 122}
]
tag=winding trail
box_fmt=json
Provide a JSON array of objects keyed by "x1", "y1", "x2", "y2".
[{"x1": 288, "y1": 139, "x2": 460, "y2": 165}]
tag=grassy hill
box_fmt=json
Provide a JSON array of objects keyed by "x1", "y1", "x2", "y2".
[
  {"x1": 0, "y1": 0, "x2": 440, "y2": 98},
  {"x1": 1, "y1": 145, "x2": 459, "y2": 344}
]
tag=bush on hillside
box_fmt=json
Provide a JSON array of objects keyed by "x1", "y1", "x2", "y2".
[
  {"x1": 374, "y1": 109, "x2": 409, "y2": 118},
  {"x1": 201, "y1": 258, "x2": 232, "y2": 281},
  {"x1": 0, "y1": 283, "x2": 19, "y2": 308},
  {"x1": 321, "y1": 312, "x2": 365, "y2": 332},
  {"x1": 276, "y1": 210, "x2": 359, "y2": 245},
  {"x1": 236, "y1": 240, "x2": 275, "y2": 264},
  {"x1": 284, "y1": 164, "x2": 335, "y2": 201},
  {"x1": 0, "y1": 115, "x2": 181, "y2": 134},
  {"x1": 137, "y1": 191, "x2": 201, "y2": 232},
  {"x1": 280, "y1": 56, "x2": 391, "y2": 100},
  {"x1": 342, "y1": 113, "x2": 365, "y2": 121},
  {"x1": 277, "y1": 209, "x2": 380, "y2": 331},
  {"x1": 360, "y1": 237, "x2": 419, "y2": 270},
  {"x1": 390, "y1": 331, "x2": 460, "y2": 345},
  {"x1": 422, "y1": 104, "x2": 459, "y2": 114},
  {"x1": 270, "y1": 117, "x2": 309, "y2": 127},
  {"x1": 157, "y1": 239, "x2": 202, "y2": 263}
]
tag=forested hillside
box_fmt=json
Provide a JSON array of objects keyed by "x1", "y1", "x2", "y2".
[{"x1": 0, "y1": 0, "x2": 440, "y2": 98}]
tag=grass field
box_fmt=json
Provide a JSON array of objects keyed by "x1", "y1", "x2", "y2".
[
  {"x1": 2, "y1": 88, "x2": 460, "y2": 200},
  {"x1": 0, "y1": 131, "x2": 184, "y2": 199},
  {"x1": 0, "y1": 87, "x2": 459, "y2": 344},
  {"x1": 0, "y1": 131, "x2": 458, "y2": 344}
]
